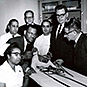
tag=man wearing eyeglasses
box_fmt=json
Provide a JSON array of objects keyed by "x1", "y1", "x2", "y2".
[
  {"x1": 64, "y1": 18, "x2": 87, "y2": 76},
  {"x1": 7, "y1": 25, "x2": 38, "y2": 70},
  {"x1": 18, "y1": 10, "x2": 42, "y2": 37},
  {"x1": 50, "y1": 5, "x2": 73, "y2": 69}
]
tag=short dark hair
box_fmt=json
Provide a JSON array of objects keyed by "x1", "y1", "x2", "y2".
[
  {"x1": 41, "y1": 20, "x2": 52, "y2": 27},
  {"x1": 27, "y1": 25, "x2": 37, "y2": 32},
  {"x1": 65, "y1": 17, "x2": 81, "y2": 33},
  {"x1": 5, "y1": 19, "x2": 19, "y2": 33},
  {"x1": 24, "y1": 10, "x2": 34, "y2": 17},
  {"x1": 4, "y1": 42, "x2": 21, "y2": 58},
  {"x1": 55, "y1": 4, "x2": 68, "y2": 13}
]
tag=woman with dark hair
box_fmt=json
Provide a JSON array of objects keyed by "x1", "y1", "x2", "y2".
[
  {"x1": 0, "y1": 19, "x2": 20, "y2": 47},
  {"x1": 5, "y1": 19, "x2": 19, "y2": 33}
]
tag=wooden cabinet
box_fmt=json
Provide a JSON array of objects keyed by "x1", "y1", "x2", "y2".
[{"x1": 38, "y1": 0, "x2": 81, "y2": 23}]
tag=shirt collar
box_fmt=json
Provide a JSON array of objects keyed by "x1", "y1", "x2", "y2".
[
  {"x1": 75, "y1": 32, "x2": 82, "y2": 43},
  {"x1": 59, "y1": 23, "x2": 64, "y2": 33},
  {"x1": 27, "y1": 22, "x2": 34, "y2": 25}
]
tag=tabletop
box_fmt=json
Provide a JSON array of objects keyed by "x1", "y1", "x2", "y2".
[{"x1": 29, "y1": 67, "x2": 87, "y2": 87}]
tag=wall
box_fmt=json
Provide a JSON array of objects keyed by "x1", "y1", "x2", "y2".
[
  {"x1": 0, "y1": 0, "x2": 39, "y2": 36},
  {"x1": 81, "y1": 0, "x2": 87, "y2": 33}
]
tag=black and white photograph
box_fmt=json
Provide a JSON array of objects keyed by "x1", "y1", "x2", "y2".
[{"x1": 0, "y1": 0, "x2": 87, "y2": 87}]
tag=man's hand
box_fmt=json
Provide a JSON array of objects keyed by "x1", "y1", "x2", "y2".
[
  {"x1": 22, "y1": 51, "x2": 33, "y2": 59},
  {"x1": 25, "y1": 67, "x2": 36, "y2": 76},
  {"x1": 54, "y1": 59, "x2": 64, "y2": 66}
]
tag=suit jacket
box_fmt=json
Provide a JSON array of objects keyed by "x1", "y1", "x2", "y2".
[
  {"x1": 50, "y1": 23, "x2": 74, "y2": 69},
  {"x1": 73, "y1": 34, "x2": 87, "y2": 76},
  {"x1": 6, "y1": 36, "x2": 34, "y2": 66},
  {"x1": 6, "y1": 36, "x2": 33, "y2": 52},
  {"x1": 18, "y1": 23, "x2": 43, "y2": 36}
]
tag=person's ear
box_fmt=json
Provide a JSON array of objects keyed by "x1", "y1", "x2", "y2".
[
  {"x1": 24, "y1": 30, "x2": 27, "y2": 35},
  {"x1": 66, "y1": 12, "x2": 69, "y2": 18},
  {"x1": 50, "y1": 25, "x2": 53, "y2": 32},
  {"x1": 8, "y1": 25, "x2": 10, "y2": 29},
  {"x1": 7, "y1": 54, "x2": 10, "y2": 59}
]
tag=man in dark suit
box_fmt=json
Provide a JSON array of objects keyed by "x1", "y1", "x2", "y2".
[
  {"x1": 7, "y1": 25, "x2": 37, "y2": 52},
  {"x1": 64, "y1": 18, "x2": 87, "y2": 76},
  {"x1": 18, "y1": 10, "x2": 42, "y2": 36},
  {"x1": 7, "y1": 25, "x2": 37, "y2": 66},
  {"x1": 50, "y1": 5, "x2": 73, "y2": 69}
]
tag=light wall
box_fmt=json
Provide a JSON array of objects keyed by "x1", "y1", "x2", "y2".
[
  {"x1": 81, "y1": 0, "x2": 87, "y2": 33},
  {"x1": 0, "y1": 0, "x2": 39, "y2": 36}
]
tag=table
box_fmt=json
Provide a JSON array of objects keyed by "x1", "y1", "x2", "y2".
[{"x1": 29, "y1": 67, "x2": 87, "y2": 87}]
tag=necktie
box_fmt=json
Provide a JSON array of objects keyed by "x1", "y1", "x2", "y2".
[
  {"x1": 56, "y1": 24, "x2": 62, "y2": 39},
  {"x1": 12, "y1": 35, "x2": 14, "y2": 38},
  {"x1": 58, "y1": 24, "x2": 62, "y2": 35}
]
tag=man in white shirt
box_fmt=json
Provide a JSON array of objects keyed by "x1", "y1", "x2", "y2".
[
  {"x1": 0, "y1": 19, "x2": 20, "y2": 47},
  {"x1": 34, "y1": 20, "x2": 52, "y2": 55}
]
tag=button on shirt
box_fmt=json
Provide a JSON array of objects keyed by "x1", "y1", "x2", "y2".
[
  {"x1": 34, "y1": 34, "x2": 51, "y2": 55},
  {"x1": 0, "y1": 61, "x2": 24, "y2": 87}
]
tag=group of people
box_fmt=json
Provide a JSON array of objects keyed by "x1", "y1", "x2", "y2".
[{"x1": 0, "y1": 4, "x2": 87, "y2": 87}]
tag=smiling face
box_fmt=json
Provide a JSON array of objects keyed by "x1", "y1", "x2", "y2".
[
  {"x1": 9, "y1": 21, "x2": 19, "y2": 35},
  {"x1": 56, "y1": 8, "x2": 68, "y2": 24},
  {"x1": 25, "y1": 27, "x2": 37, "y2": 42},
  {"x1": 42, "y1": 21, "x2": 52, "y2": 35}
]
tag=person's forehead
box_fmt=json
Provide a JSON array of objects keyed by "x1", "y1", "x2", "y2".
[
  {"x1": 26, "y1": 12, "x2": 33, "y2": 17},
  {"x1": 11, "y1": 21, "x2": 18, "y2": 25},
  {"x1": 56, "y1": 8, "x2": 65, "y2": 14},
  {"x1": 43, "y1": 21, "x2": 50, "y2": 26},
  {"x1": 12, "y1": 48, "x2": 21, "y2": 52},
  {"x1": 28, "y1": 27, "x2": 37, "y2": 33}
]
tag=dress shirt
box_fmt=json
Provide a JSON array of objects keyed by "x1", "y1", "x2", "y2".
[
  {"x1": 75, "y1": 32, "x2": 82, "y2": 43},
  {"x1": 23, "y1": 36, "x2": 28, "y2": 51},
  {"x1": 23, "y1": 36, "x2": 33, "y2": 52},
  {"x1": 0, "y1": 61, "x2": 24, "y2": 87},
  {"x1": 34, "y1": 34, "x2": 51, "y2": 55},
  {"x1": 56, "y1": 23, "x2": 64, "y2": 38},
  {"x1": 74, "y1": 32, "x2": 82, "y2": 48},
  {"x1": 27, "y1": 22, "x2": 34, "y2": 25},
  {"x1": 0, "y1": 32, "x2": 20, "y2": 47}
]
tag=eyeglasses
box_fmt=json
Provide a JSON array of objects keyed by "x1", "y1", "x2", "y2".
[
  {"x1": 25, "y1": 16, "x2": 33, "y2": 19},
  {"x1": 27, "y1": 31, "x2": 36, "y2": 38},
  {"x1": 42, "y1": 25, "x2": 50, "y2": 28},
  {"x1": 64, "y1": 30, "x2": 75, "y2": 35},
  {"x1": 11, "y1": 52, "x2": 21, "y2": 56},
  {"x1": 56, "y1": 13, "x2": 66, "y2": 18},
  {"x1": 11, "y1": 25, "x2": 19, "y2": 28}
]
